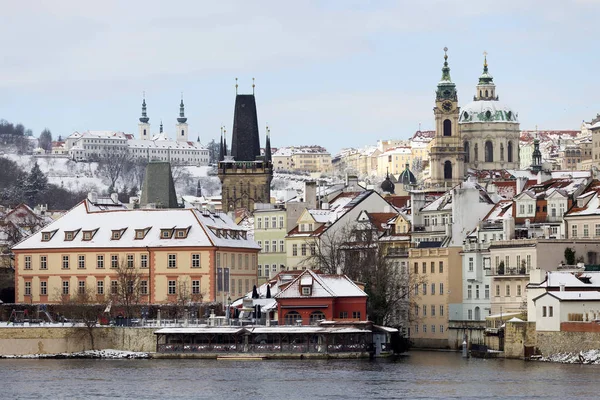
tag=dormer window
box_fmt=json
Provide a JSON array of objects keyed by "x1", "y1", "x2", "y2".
[
  {"x1": 302, "y1": 286, "x2": 312, "y2": 296},
  {"x1": 135, "y1": 227, "x2": 151, "y2": 240},
  {"x1": 64, "y1": 229, "x2": 80, "y2": 241},
  {"x1": 241, "y1": 231, "x2": 247, "y2": 240},
  {"x1": 82, "y1": 229, "x2": 98, "y2": 241},
  {"x1": 111, "y1": 228, "x2": 127, "y2": 240},
  {"x1": 161, "y1": 229, "x2": 174, "y2": 239},
  {"x1": 174, "y1": 227, "x2": 191, "y2": 239}
]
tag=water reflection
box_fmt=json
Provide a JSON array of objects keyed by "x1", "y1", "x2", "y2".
[{"x1": 2, "y1": 351, "x2": 600, "y2": 399}]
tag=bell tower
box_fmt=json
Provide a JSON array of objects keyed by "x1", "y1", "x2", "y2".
[
  {"x1": 429, "y1": 47, "x2": 464, "y2": 186},
  {"x1": 138, "y1": 95, "x2": 150, "y2": 140},
  {"x1": 176, "y1": 95, "x2": 189, "y2": 142}
]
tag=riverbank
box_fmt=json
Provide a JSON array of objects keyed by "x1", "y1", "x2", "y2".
[
  {"x1": 0, "y1": 349, "x2": 150, "y2": 359},
  {"x1": 538, "y1": 349, "x2": 600, "y2": 365}
]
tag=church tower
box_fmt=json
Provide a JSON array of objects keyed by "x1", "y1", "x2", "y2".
[
  {"x1": 429, "y1": 48, "x2": 464, "y2": 186},
  {"x1": 138, "y1": 96, "x2": 150, "y2": 140},
  {"x1": 176, "y1": 96, "x2": 189, "y2": 142},
  {"x1": 218, "y1": 87, "x2": 273, "y2": 212}
]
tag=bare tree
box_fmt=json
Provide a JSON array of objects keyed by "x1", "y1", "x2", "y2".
[
  {"x1": 173, "y1": 277, "x2": 204, "y2": 319},
  {"x1": 110, "y1": 258, "x2": 144, "y2": 320},
  {"x1": 94, "y1": 149, "x2": 133, "y2": 192},
  {"x1": 53, "y1": 286, "x2": 103, "y2": 350}
]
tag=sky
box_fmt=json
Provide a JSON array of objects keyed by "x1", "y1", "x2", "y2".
[{"x1": 1, "y1": 0, "x2": 599, "y2": 155}]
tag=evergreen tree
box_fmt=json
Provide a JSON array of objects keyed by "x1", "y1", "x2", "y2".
[
  {"x1": 39, "y1": 128, "x2": 53, "y2": 152},
  {"x1": 23, "y1": 162, "x2": 48, "y2": 206}
]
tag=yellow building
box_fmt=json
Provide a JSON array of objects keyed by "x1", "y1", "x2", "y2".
[
  {"x1": 12, "y1": 198, "x2": 260, "y2": 305},
  {"x1": 377, "y1": 146, "x2": 413, "y2": 177},
  {"x1": 409, "y1": 246, "x2": 462, "y2": 348},
  {"x1": 272, "y1": 146, "x2": 332, "y2": 174}
]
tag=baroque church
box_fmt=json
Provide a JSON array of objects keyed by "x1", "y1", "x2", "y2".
[{"x1": 429, "y1": 49, "x2": 521, "y2": 186}]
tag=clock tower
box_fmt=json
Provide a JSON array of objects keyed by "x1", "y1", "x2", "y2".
[{"x1": 429, "y1": 47, "x2": 464, "y2": 186}]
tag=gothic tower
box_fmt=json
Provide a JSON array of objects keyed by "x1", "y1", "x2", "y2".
[
  {"x1": 176, "y1": 96, "x2": 189, "y2": 142},
  {"x1": 138, "y1": 96, "x2": 150, "y2": 140},
  {"x1": 429, "y1": 48, "x2": 464, "y2": 186},
  {"x1": 218, "y1": 91, "x2": 273, "y2": 212}
]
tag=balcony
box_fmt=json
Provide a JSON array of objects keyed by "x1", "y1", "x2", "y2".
[
  {"x1": 481, "y1": 222, "x2": 502, "y2": 230},
  {"x1": 463, "y1": 242, "x2": 490, "y2": 252},
  {"x1": 485, "y1": 267, "x2": 528, "y2": 276},
  {"x1": 412, "y1": 224, "x2": 445, "y2": 233}
]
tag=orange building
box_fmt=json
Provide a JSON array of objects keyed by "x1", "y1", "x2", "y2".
[{"x1": 12, "y1": 197, "x2": 260, "y2": 305}]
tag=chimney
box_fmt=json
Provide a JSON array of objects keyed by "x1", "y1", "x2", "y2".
[
  {"x1": 110, "y1": 193, "x2": 119, "y2": 203},
  {"x1": 304, "y1": 181, "x2": 317, "y2": 209},
  {"x1": 88, "y1": 191, "x2": 98, "y2": 204},
  {"x1": 560, "y1": 283, "x2": 565, "y2": 292}
]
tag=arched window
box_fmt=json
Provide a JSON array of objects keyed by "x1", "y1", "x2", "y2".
[
  {"x1": 475, "y1": 307, "x2": 481, "y2": 320},
  {"x1": 181, "y1": 130, "x2": 185, "y2": 136},
  {"x1": 507, "y1": 141, "x2": 513, "y2": 162},
  {"x1": 474, "y1": 143, "x2": 479, "y2": 161},
  {"x1": 309, "y1": 311, "x2": 326, "y2": 325},
  {"x1": 485, "y1": 141, "x2": 494, "y2": 162},
  {"x1": 485, "y1": 90, "x2": 489, "y2": 98},
  {"x1": 444, "y1": 160, "x2": 452, "y2": 180},
  {"x1": 479, "y1": 90, "x2": 482, "y2": 98},
  {"x1": 284, "y1": 311, "x2": 302, "y2": 325},
  {"x1": 500, "y1": 143, "x2": 504, "y2": 161},
  {"x1": 464, "y1": 141, "x2": 470, "y2": 163},
  {"x1": 143, "y1": 129, "x2": 146, "y2": 136},
  {"x1": 443, "y1": 119, "x2": 452, "y2": 137}
]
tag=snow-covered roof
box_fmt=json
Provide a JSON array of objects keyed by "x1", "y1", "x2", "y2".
[
  {"x1": 535, "y1": 291, "x2": 600, "y2": 302},
  {"x1": 12, "y1": 200, "x2": 260, "y2": 251},
  {"x1": 273, "y1": 146, "x2": 330, "y2": 157},
  {"x1": 275, "y1": 269, "x2": 366, "y2": 299},
  {"x1": 459, "y1": 100, "x2": 518, "y2": 124},
  {"x1": 128, "y1": 139, "x2": 206, "y2": 150},
  {"x1": 534, "y1": 271, "x2": 600, "y2": 288}
]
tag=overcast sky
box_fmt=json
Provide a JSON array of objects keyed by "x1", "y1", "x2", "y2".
[{"x1": 1, "y1": 1, "x2": 599, "y2": 154}]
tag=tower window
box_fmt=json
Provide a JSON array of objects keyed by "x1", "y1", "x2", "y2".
[
  {"x1": 181, "y1": 130, "x2": 184, "y2": 136},
  {"x1": 443, "y1": 119, "x2": 452, "y2": 136},
  {"x1": 485, "y1": 141, "x2": 494, "y2": 162},
  {"x1": 508, "y1": 141, "x2": 513, "y2": 162},
  {"x1": 464, "y1": 141, "x2": 470, "y2": 163},
  {"x1": 485, "y1": 89, "x2": 489, "y2": 98},
  {"x1": 143, "y1": 129, "x2": 146, "y2": 136},
  {"x1": 485, "y1": 110, "x2": 492, "y2": 120},
  {"x1": 444, "y1": 160, "x2": 452, "y2": 180}
]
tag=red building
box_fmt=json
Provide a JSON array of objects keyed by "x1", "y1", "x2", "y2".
[{"x1": 275, "y1": 269, "x2": 367, "y2": 326}]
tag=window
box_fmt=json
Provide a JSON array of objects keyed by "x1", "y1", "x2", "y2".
[
  {"x1": 542, "y1": 306, "x2": 547, "y2": 317},
  {"x1": 258, "y1": 265, "x2": 263, "y2": 277},
  {"x1": 495, "y1": 284, "x2": 500, "y2": 297},
  {"x1": 62, "y1": 280, "x2": 69, "y2": 295},
  {"x1": 440, "y1": 305, "x2": 444, "y2": 316},
  {"x1": 584, "y1": 224, "x2": 589, "y2": 238},
  {"x1": 272, "y1": 217, "x2": 277, "y2": 229},
  {"x1": 25, "y1": 256, "x2": 32, "y2": 270},
  {"x1": 528, "y1": 204, "x2": 534, "y2": 214},
  {"x1": 506, "y1": 285, "x2": 511, "y2": 296},
  {"x1": 78, "y1": 255, "x2": 85, "y2": 269},
  {"x1": 168, "y1": 254, "x2": 177, "y2": 268},
  {"x1": 549, "y1": 306, "x2": 553, "y2": 317},
  {"x1": 414, "y1": 325, "x2": 419, "y2": 334},
  {"x1": 439, "y1": 283, "x2": 444, "y2": 295},
  {"x1": 423, "y1": 283, "x2": 427, "y2": 295},
  {"x1": 40, "y1": 281, "x2": 47, "y2": 295},
  {"x1": 280, "y1": 240, "x2": 285, "y2": 253},
  {"x1": 301, "y1": 244, "x2": 307, "y2": 256},
  {"x1": 468, "y1": 309, "x2": 473, "y2": 320},
  {"x1": 111, "y1": 255, "x2": 118, "y2": 269},
  {"x1": 111, "y1": 280, "x2": 118, "y2": 295},
  {"x1": 135, "y1": 230, "x2": 146, "y2": 240},
  {"x1": 572, "y1": 224, "x2": 578, "y2": 238},
  {"x1": 505, "y1": 255, "x2": 510, "y2": 269},
  {"x1": 423, "y1": 324, "x2": 427, "y2": 333},
  {"x1": 292, "y1": 244, "x2": 298, "y2": 256},
  {"x1": 431, "y1": 283, "x2": 435, "y2": 295},
  {"x1": 25, "y1": 281, "x2": 31, "y2": 296},
  {"x1": 140, "y1": 280, "x2": 148, "y2": 295},
  {"x1": 414, "y1": 263, "x2": 418, "y2": 274},
  {"x1": 414, "y1": 284, "x2": 419, "y2": 296},
  {"x1": 475, "y1": 285, "x2": 480, "y2": 299},
  {"x1": 78, "y1": 280, "x2": 86, "y2": 295},
  {"x1": 97, "y1": 255, "x2": 104, "y2": 269},
  {"x1": 468, "y1": 258, "x2": 473, "y2": 272},
  {"x1": 423, "y1": 305, "x2": 427, "y2": 316},
  {"x1": 141, "y1": 254, "x2": 148, "y2": 268},
  {"x1": 485, "y1": 285, "x2": 490, "y2": 299},
  {"x1": 246, "y1": 255, "x2": 250, "y2": 270},
  {"x1": 440, "y1": 325, "x2": 444, "y2": 333},
  {"x1": 264, "y1": 218, "x2": 269, "y2": 229},
  {"x1": 431, "y1": 262, "x2": 435, "y2": 273},
  {"x1": 431, "y1": 325, "x2": 436, "y2": 333},
  {"x1": 279, "y1": 216, "x2": 284, "y2": 229},
  {"x1": 65, "y1": 231, "x2": 74, "y2": 241},
  {"x1": 97, "y1": 281, "x2": 104, "y2": 295},
  {"x1": 125, "y1": 254, "x2": 134, "y2": 268},
  {"x1": 517, "y1": 285, "x2": 522, "y2": 296},
  {"x1": 192, "y1": 254, "x2": 200, "y2": 268},
  {"x1": 168, "y1": 280, "x2": 176, "y2": 295},
  {"x1": 112, "y1": 230, "x2": 125, "y2": 240},
  {"x1": 62, "y1": 255, "x2": 69, "y2": 269},
  {"x1": 352, "y1": 311, "x2": 361, "y2": 319},
  {"x1": 339, "y1": 311, "x2": 348, "y2": 319},
  {"x1": 265, "y1": 242, "x2": 270, "y2": 253},
  {"x1": 467, "y1": 285, "x2": 472, "y2": 299},
  {"x1": 245, "y1": 279, "x2": 250, "y2": 293},
  {"x1": 302, "y1": 286, "x2": 311, "y2": 296},
  {"x1": 422, "y1": 262, "x2": 426, "y2": 273},
  {"x1": 257, "y1": 218, "x2": 262, "y2": 229},
  {"x1": 192, "y1": 280, "x2": 200, "y2": 295},
  {"x1": 415, "y1": 305, "x2": 419, "y2": 316},
  {"x1": 238, "y1": 279, "x2": 242, "y2": 294},
  {"x1": 431, "y1": 305, "x2": 435, "y2": 316},
  {"x1": 160, "y1": 229, "x2": 173, "y2": 239},
  {"x1": 39, "y1": 255, "x2": 47, "y2": 270}
]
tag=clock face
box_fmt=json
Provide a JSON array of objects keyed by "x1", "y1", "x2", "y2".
[{"x1": 442, "y1": 101, "x2": 453, "y2": 112}]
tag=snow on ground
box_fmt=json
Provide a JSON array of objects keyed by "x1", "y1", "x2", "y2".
[
  {"x1": 0, "y1": 349, "x2": 150, "y2": 359},
  {"x1": 539, "y1": 350, "x2": 600, "y2": 364}
]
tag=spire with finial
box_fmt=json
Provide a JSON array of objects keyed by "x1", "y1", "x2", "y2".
[
  {"x1": 139, "y1": 92, "x2": 149, "y2": 123},
  {"x1": 478, "y1": 51, "x2": 494, "y2": 85},
  {"x1": 177, "y1": 93, "x2": 187, "y2": 123},
  {"x1": 235, "y1": 77, "x2": 238, "y2": 95},
  {"x1": 160, "y1": 120, "x2": 163, "y2": 134},
  {"x1": 264, "y1": 124, "x2": 272, "y2": 163},
  {"x1": 531, "y1": 124, "x2": 542, "y2": 172},
  {"x1": 252, "y1": 77, "x2": 255, "y2": 95},
  {"x1": 223, "y1": 128, "x2": 228, "y2": 157},
  {"x1": 436, "y1": 47, "x2": 457, "y2": 101}
]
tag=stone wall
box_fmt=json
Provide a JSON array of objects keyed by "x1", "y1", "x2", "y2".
[
  {"x1": 537, "y1": 330, "x2": 600, "y2": 355},
  {"x1": 503, "y1": 321, "x2": 536, "y2": 359},
  {"x1": 0, "y1": 327, "x2": 156, "y2": 355}
]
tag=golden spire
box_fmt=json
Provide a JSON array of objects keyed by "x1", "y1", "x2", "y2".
[
  {"x1": 252, "y1": 77, "x2": 255, "y2": 95},
  {"x1": 483, "y1": 51, "x2": 488, "y2": 68},
  {"x1": 235, "y1": 77, "x2": 238, "y2": 95}
]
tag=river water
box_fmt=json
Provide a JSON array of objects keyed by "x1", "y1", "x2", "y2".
[{"x1": 2, "y1": 351, "x2": 599, "y2": 399}]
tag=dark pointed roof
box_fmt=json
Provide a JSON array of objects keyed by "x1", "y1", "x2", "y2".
[
  {"x1": 230, "y1": 94, "x2": 261, "y2": 161},
  {"x1": 140, "y1": 161, "x2": 178, "y2": 208},
  {"x1": 381, "y1": 170, "x2": 395, "y2": 194},
  {"x1": 399, "y1": 163, "x2": 417, "y2": 186},
  {"x1": 139, "y1": 98, "x2": 149, "y2": 123},
  {"x1": 177, "y1": 98, "x2": 187, "y2": 123},
  {"x1": 265, "y1": 130, "x2": 272, "y2": 163}
]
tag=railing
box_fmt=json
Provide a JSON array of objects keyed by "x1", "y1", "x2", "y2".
[
  {"x1": 412, "y1": 224, "x2": 445, "y2": 233},
  {"x1": 486, "y1": 267, "x2": 528, "y2": 276},
  {"x1": 157, "y1": 342, "x2": 368, "y2": 354}
]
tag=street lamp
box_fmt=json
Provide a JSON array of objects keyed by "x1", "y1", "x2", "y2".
[{"x1": 227, "y1": 295, "x2": 232, "y2": 325}]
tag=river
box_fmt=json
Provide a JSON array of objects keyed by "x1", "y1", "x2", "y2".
[{"x1": 2, "y1": 351, "x2": 599, "y2": 399}]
